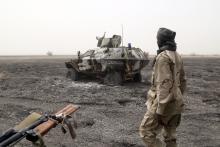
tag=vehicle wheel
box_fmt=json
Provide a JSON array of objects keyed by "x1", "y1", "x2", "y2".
[
  {"x1": 66, "y1": 68, "x2": 79, "y2": 81},
  {"x1": 134, "y1": 72, "x2": 142, "y2": 82},
  {"x1": 104, "y1": 71, "x2": 123, "y2": 85}
]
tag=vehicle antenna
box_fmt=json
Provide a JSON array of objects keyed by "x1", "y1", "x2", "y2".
[{"x1": 121, "y1": 24, "x2": 124, "y2": 47}]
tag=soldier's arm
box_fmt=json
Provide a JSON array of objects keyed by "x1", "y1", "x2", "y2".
[
  {"x1": 180, "y1": 61, "x2": 186, "y2": 94},
  {"x1": 155, "y1": 56, "x2": 173, "y2": 115}
]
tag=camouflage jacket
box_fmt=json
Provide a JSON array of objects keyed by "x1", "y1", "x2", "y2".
[{"x1": 146, "y1": 50, "x2": 186, "y2": 116}]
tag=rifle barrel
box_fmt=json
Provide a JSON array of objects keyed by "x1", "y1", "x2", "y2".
[
  {"x1": 0, "y1": 129, "x2": 16, "y2": 143},
  {"x1": 0, "y1": 104, "x2": 80, "y2": 147},
  {"x1": 0, "y1": 116, "x2": 47, "y2": 147}
]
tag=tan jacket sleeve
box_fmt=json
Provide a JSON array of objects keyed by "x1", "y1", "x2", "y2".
[{"x1": 155, "y1": 56, "x2": 173, "y2": 115}]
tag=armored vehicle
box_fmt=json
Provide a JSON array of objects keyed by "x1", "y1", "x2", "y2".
[{"x1": 65, "y1": 33, "x2": 149, "y2": 85}]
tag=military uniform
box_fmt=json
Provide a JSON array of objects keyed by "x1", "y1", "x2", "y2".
[{"x1": 139, "y1": 28, "x2": 186, "y2": 147}]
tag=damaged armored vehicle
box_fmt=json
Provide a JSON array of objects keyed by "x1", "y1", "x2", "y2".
[{"x1": 65, "y1": 33, "x2": 149, "y2": 85}]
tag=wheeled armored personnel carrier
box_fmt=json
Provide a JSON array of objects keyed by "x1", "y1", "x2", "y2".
[{"x1": 65, "y1": 33, "x2": 149, "y2": 85}]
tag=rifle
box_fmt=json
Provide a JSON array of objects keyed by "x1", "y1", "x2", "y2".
[{"x1": 0, "y1": 104, "x2": 80, "y2": 147}]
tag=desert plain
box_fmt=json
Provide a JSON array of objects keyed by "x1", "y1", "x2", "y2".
[{"x1": 0, "y1": 56, "x2": 219, "y2": 147}]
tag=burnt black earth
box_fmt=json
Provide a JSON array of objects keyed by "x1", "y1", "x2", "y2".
[{"x1": 0, "y1": 56, "x2": 219, "y2": 147}]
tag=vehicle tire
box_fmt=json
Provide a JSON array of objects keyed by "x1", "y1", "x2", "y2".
[
  {"x1": 66, "y1": 68, "x2": 79, "y2": 81},
  {"x1": 134, "y1": 72, "x2": 142, "y2": 82},
  {"x1": 104, "y1": 71, "x2": 123, "y2": 85}
]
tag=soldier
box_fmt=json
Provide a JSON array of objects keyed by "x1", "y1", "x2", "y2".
[{"x1": 139, "y1": 28, "x2": 186, "y2": 147}]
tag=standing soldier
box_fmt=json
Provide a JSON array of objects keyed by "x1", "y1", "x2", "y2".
[{"x1": 139, "y1": 28, "x2": 186, "y2": 147}]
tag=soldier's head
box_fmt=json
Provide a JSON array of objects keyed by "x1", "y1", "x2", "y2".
[{"x1": 157, "y1": 28, "x2": 176, "y2": 48}]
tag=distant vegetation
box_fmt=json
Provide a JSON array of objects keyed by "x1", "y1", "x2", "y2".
[
  {"x1": 190, "y1": 53, "x2": 197, "y2": 56},
  {"x1": 187, "y1": 53, "x2": 220, "y2": 57},
  {"x1": 144, "y1": 52, "x2": 149, "y2": 58},
  {"x1": 47, "y1": 51, "x2": 53, "y2": 56}
]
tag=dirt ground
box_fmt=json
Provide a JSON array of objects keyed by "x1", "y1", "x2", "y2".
[{"x1": 0, "y1": 56, "x2": 219, "y2": 147}]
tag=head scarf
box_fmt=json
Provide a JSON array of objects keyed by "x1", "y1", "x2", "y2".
[{"x1": 156, "y1": 28, "x2": 177, "y2": 55}]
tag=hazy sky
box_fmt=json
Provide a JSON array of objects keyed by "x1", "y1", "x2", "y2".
[{"x1": 0, "y1": 0, "x2": 220, "y2": 55}]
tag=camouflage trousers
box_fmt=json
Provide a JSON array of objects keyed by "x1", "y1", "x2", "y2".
[{"x1": 139, "y1": 111, "x2": 181, "y2": 147}]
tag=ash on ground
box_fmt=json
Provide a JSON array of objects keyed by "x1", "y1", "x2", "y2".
[{"x1": 0, "y1": 56, "x2": 219, "y2": 147}]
